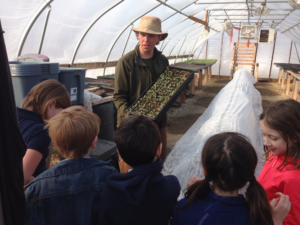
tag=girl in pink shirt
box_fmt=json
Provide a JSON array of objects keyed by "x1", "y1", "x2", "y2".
[{"x1": 258, "y1": 99, "x2": 300, "y2": 225}]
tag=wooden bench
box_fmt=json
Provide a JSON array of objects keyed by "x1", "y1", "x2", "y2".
[{"x1": 285, "y1": 70, "x2": 300, "y2": 100}]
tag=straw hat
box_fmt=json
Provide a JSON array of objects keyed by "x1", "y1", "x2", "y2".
[{"x1": 131, "y1": 16, "x2": 168, "y2": 41}]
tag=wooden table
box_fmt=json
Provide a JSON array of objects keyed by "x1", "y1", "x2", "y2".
[
  {"x1": 274, "y1": 63, "x2": 300, "y2": 89},
  {"x1": 85, "y1": 86, "x2": 113, "y2": 105},
  {"x1": 173, "y1": 61, "x2": 217, "y2": 93},
  {"x1": 285, "y1": 70, "x2": 300, "y2": 100}
]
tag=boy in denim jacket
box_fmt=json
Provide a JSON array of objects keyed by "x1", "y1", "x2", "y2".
[
  {"x1": 24, "y1": 106, "x2": 117, "y2": 225},
  {"x1": 98, "y1": 115, "x2": 180, "y2": 225}
]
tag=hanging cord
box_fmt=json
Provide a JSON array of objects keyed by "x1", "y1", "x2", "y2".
[{"x1": 294, "y1": 42, "x2": 300, "y2": 63}]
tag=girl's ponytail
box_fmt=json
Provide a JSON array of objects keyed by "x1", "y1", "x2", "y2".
[
  {"x1": 180, "y1": 176, "x2": 211, "y2": 209},
  {"x1": 246, "y1": 177, "x2": 273, "y2": 225}
]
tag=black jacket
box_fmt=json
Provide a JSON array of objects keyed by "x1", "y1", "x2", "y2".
[{"x1": 98, "y1": 159, "x2": 180, "y2": 225}]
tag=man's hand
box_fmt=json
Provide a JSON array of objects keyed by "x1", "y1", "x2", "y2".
[
  {"x1": 187, "y1": 176, "x2": 204, "y2": 190},
  {"x1": 271, "y1": 192, "x2": 291, "y2": 225}
]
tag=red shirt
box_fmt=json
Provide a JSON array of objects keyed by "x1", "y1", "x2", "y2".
[{"x1": 257, "y1": 155, "x2": 300, "y2": 225}]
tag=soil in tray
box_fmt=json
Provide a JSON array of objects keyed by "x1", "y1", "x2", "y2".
[{"x1": 129, "y1": 67, "x2": 190, "y2": 118}]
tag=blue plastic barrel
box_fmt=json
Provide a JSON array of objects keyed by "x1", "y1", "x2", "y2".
[
  {"x1": 58, "y1": 68, "x2": 86, "y2": 105},
  {"x1": 10, "y1": 61, "x2": 59, "y2": 107}
]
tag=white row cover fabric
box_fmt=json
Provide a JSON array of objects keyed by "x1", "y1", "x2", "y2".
[{"x1": 163, "y1": 69, "x2": 264, "y2": 193}]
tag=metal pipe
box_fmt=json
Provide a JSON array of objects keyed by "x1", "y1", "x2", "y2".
[
  {"x1": 197, "y1": 41, "x2": 206, "y2": 59},
  {"x1": 174, "y1": 36, "x2": 187, "y2": 64},
  {"x1": 281, "y1": 22, "x2": 300, "y2": 33},
  {"x1": 169, "y1": 40, "x2": 180, "y2": 57},
  {"x1": 156, "y1": 0, "x2": 189, "y2": 17},
  {"x1": 274, "y1": 9, "x2": 295, "y2": 28},
  {"x1": 224, "y1": 10, "x2": 232, "y2": 23},
  {"x1": 159, "y1": 39, "x2": 166, "y2": 51},
  {"x1": 209, "y1": 13, "x2": 285, "y2": 16},
  {"x1": 70, "y1": 0, "x2": 124, "y2": 66},
  {"x1": 209, "y1": 8, "x2": 292, "y2": 11},
  {"x1": 294, "y1": 42, "x2": 300, "y2": 63},
  {"x1": 38, "y1": 5, "x2": 51, "y2": 54},
  {"x1": 162, "y1": 22, "x2": 199, "y2": 52},
  {"x1": 103, "y1": 3, "x2": 161, "y2": 75},
  {"x1": 196, "y1": 1, "x2": 287, "y2": 3},
  {"x1": 181, "y1": 50, "x2": 187, "y2": 62},
  {"x1": 16, "y1": 0, "x2": 53, "y2": 57},
  {"x1": 215, "y1": 18, "x2": 283, "y2": 20},
  {"x1": 121, "y1": 25, "x2": 133, "y2": 57},
  {"x1": 188, "y1": 38, "x2": 199, "y2": 60}
]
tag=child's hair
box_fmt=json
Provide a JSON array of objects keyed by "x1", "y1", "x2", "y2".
[
  {"x1": 114, "y1": 115, "x2": 161, "y2": 167},
  {"x1": 46, "y1": 105, "x2": 100, "y2": 160},
  {"x1": 260, "y1": 99, "x2": 300, "y2": 170},
  {"x1": 22, "y1": 79, "x2": 71, "y2": 121},
  {"x1": 183, "y1": 132, "x2": 272, "y2": 225}
]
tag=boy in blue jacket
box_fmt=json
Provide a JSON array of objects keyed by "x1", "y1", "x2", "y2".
[
  {"x1": 98, "y1": 115, "x2": 180, "y2": 225},
  {"x1": 24, "y1": 106, "x2": 117, "y2": 225}
]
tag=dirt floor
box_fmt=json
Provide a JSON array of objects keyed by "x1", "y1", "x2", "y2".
[{"x1": 50, "y1": 78, "x2": 290, "y2": 167}]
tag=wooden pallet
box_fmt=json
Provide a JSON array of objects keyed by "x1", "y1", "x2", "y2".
[{"x1": 230, "y1": 42, "x2": 259, "y2": 80}]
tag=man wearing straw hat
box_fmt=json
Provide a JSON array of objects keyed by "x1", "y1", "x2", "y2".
[{"x1": 113, "y1": 16, "x2": 169, "y2": 169}]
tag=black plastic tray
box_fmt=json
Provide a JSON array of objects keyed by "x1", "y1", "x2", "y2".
[{"x1": 127, "y1": 66, "x2": 195, "y2": 122}]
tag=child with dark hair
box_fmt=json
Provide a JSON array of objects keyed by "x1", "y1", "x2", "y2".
[
  {"x1": 171, "y1": 132, "x2": 290, "y2": 225},
  {"x1": 98, "y1": 115, "x2": 180, "y2": 225},
  {"x1": 258, "y1": 99, "x2": 300, "y2": 224}
]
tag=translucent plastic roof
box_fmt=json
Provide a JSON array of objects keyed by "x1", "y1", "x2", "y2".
[{"x1": 1, "y1": 0, "x2": 299, "y2": 73}]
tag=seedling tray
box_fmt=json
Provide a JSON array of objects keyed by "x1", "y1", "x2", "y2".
[{"x1": 128, "y1": 66, "x2": 195, "y2": 122}]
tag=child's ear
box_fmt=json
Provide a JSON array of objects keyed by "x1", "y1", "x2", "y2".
[
  {"x1": 91, "y1": 136, "x2": 98, "y2": 149},
  {"x1": 155, "y1": 143, "x2": 162, "y2": 158},
  {"x1": 47, "y1": 100, "x2": 56, "y2": 110}
]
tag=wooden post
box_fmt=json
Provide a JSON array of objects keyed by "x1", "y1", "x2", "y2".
[
  {"x1": 293, "y1": 80, "x2": 300, "y2": 100},
  {"x1": 289, "y1": 41, "x2": 293, "y2": 63},
  {"x1": 209, "y1": 66, "x2": 212, "y2": 79},
  {"x1": 198, "y1": 70, "x2": 203, "y2": 88},
  {"x1": 204, "y1": 10, "x2": 208, "y2": 30},
  {"x1": 204, "y1": 68, "x2": 208, "y2": 84},
  {"x1": 278, "y1": 68, "x2": 282, "y2": 84},
  {"x1": 189, "y1": 77, "x2": 195, "y2": 94},
  {"x1": 268, "y1": 31, "x2": 277, "y2": 81},
  {"x1": 205, "y1": 39, "x2": 208, "y2": 59},
  {"x1": 179, "y1": 92, "x2": 185, "y2": 103},
  {"x1": 281, "y1": 71, "x2": 286, "y2": 89},
  {"x1": 238, "y1": 22, "x2": 241, "y2": 42},
  {"x1": 218, "y1": 30, "x2": 224, "y2": 78},
  {"x1": 285, "y1": 74, "x2": 292, "y2": 95},
  {"x1": 255, "y1": 64, "x2": 259, "y2": 81}
]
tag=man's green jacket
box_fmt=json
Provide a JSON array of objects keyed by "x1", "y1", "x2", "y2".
[{"x1": 113, "y1": 45, "x2": 169, "y2": 127}]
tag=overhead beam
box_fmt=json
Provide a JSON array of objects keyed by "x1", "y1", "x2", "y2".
[
  {"x1": 157, "y1": 0, "x2": 218, "y2": 32},
  {"x1": 16, "y1": 0, "x2": 53, "y2": 57},
  {"x1": 189, "y1": 16, "x2": 206, "y2": 25},
  {"x1": 70, "y1": 0, "x2": 124, "y2": 66}
]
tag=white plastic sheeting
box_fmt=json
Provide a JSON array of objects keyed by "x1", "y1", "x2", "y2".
[
  {"x1": 163, "y1": 69, "x2": 264, "y2": 192},
  {"x1": 1, "y1": 0, "x2": 300, "y2": 78}
]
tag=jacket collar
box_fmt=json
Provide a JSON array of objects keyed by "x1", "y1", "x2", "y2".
[
  {"x1": 134, "y1": 44, "x2": 162, "y2": 66},
  {"x1": 25, "y1": 158, "x2": 104, "y2": 188},
  {"x1": 208, "y1": 191, "x2": 246, "y2": 206},
  {"x1": 17, "y1": 107, "x2": 43, "y2": 123}
]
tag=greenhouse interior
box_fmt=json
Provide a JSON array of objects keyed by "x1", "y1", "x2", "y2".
[{"x1": 1, "y1": 0, "x2": 300, "y2": 224}]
